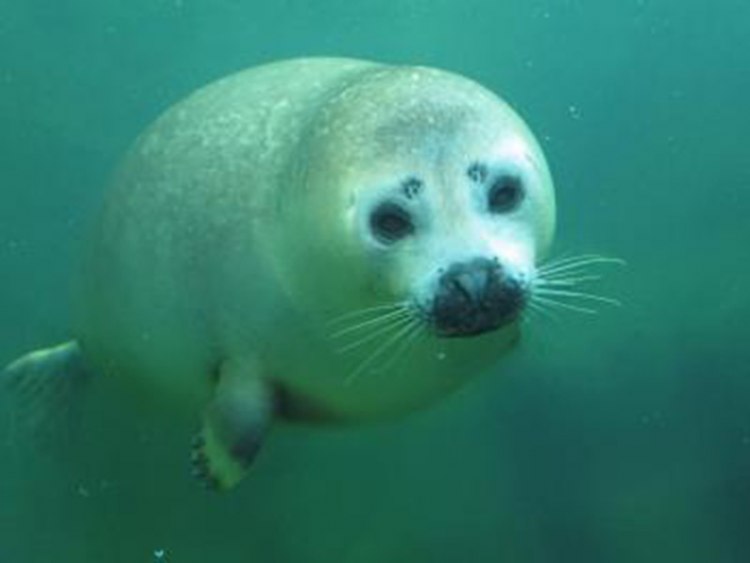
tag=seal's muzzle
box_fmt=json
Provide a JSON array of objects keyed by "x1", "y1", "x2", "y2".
[{"x1": 432, "y1": 257, "x2": 525, "y2": 337}]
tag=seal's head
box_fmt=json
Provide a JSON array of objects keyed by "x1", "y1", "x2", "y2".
[
  {"x1": 289, "y1": 65, "x2": 555, "y2": 341},
  {"x1": 355, "y1": 160, "x2": 540, "y2": 339}
]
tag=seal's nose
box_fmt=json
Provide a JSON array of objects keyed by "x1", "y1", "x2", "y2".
[{"x1": 432, "y1": 257, "x2": 525, "y2": 337}]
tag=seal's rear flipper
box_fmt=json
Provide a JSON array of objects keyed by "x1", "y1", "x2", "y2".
[
  {"x1": 2, "y1": 341, "x2": 93, "y2": 445},
  {"x1": 192, "y1": 360, "x2": 274, "y2": 491}
]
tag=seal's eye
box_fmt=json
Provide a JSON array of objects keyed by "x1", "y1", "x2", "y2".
[
  {"x1": 370, "y1": 202, "x2": 414, "y2": 244},
  {"x1": 488, "y1": 175, "x2": 524, "y2": 213}
]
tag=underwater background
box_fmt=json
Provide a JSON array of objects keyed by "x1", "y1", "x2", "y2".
[{"x1": 1, "y1": 0, "x2": 749, "y2": 561}]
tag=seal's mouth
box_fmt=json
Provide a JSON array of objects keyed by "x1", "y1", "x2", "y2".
[{"x1": 428, "y1": 257, "x2": 527, "y2": 338}]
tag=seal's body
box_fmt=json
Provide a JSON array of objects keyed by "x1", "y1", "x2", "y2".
[{"x1": 4, "y1": 58, "x2": 556, "y2": 489}]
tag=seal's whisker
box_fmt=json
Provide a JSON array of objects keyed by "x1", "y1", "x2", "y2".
[
  {"x1": 533, "y1": 288, "x2": 622, "y2": 307},
  {"x1": 533, "y1": 274, "x2": 603, "y2": 287},
  {"x1": 537, "y1": 256, "x2": 625, "y2": 277},
  {"x1": 330, "y1": 307, "x2": 411, "y2": 339},
  {"x1": 538, "y1": 253, "x2": 610, "y2": 269},
  {"x1": 531, "y1": 295, "x2": 599, "y2": 315},
  {"x1": 522, "y1": 301, "x2": 560, "y2": 355},
  {"x1": 326, "y1": 302, "x2": 408, "y2": 327},
  {"x1": 375, "y1": 321, "x2": 425, "y2": 376},
  {"x1": 336, "y1": 314, "x2": 414, "y2": 355},
  {"x1": 528, "y1": 252, "x2": 624, "y2": 320},
  {"x1": 526, "y1": 299, "x2": 562, "y2": 324},
  {"x1": 538, "y1": 260, "x2": 619, "y2": 278},
  {"x1": 538, "y1": 252, "x2": 622, "y2": 269},
  {"x1": 346, "y1": 318, "x2": 421, "y2": 385}
]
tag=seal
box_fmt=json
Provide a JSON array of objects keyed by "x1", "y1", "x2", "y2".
[{"x1": 3, "y1": 58, "x2": 557, "y2": 490}]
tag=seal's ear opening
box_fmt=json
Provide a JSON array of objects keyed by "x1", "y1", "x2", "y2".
[{"x1": 431, "y1": 257, "x2": 526, "y2": 337}]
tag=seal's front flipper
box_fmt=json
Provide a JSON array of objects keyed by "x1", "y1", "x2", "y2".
[
  {"x1": 192, "y1": 360, "x2": 275, "y2": 491},
  {"x1": 2, "y1": 341, "x2": 92, "y2": 445}
]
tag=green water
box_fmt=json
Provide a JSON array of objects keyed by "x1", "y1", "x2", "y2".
[{"x1": 1, "y1": 1, "x2": 748, "y2": 561}]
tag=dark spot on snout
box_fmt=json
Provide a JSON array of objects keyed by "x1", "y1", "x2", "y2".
[{"x1": 431, "y1": 257, "x2": 526, "y2": 337}]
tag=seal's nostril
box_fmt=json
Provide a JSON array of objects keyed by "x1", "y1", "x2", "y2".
[
  {"x1": 454, "y1": 271, "x2": 480, "y2": 303},
  {"x1": 439, "y1": 258, "x2": 495, "y2": 302},
  {"x1": 432, "y1": 257, "x2": 524, "y2": 337}
]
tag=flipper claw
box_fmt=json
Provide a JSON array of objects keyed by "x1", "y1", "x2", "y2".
[{"x1": 189, "y1": 366, "x2": 274, "y2": 491}]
